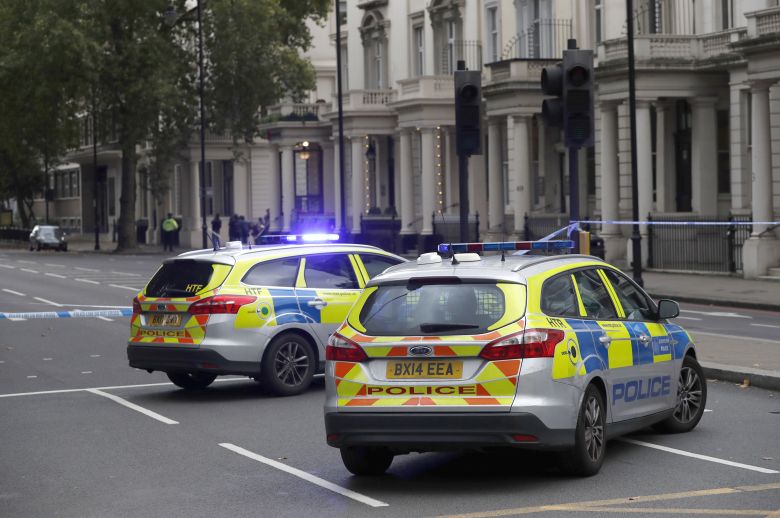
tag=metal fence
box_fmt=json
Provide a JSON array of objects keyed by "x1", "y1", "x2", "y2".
[
  {"x1": 432, "y1": 213, "x2": 480, "y2": 245},
  {"x1": 438, "y1": 40, "x2": 482, "y2": 75},
  {"x1": 0, "y1": 227, "x2": 30, "y2": 242},
  {"x1": 523, "y1": 213, "x2": 570, "y2": 240},
  {"x1": 647, "y1": 214, "x2": 751, "y2": 273},
  {"x1": 360, "y1": 213, "x2": 401, "y2": 254},
  {"x1": 502, "y1": 19, "x2": 573, "y2": 60}
]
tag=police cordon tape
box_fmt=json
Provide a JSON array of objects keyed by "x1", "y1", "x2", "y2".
[
  {"x1": 575, "y1": 219, "x2": 780, "y2": 226},
  {"x1": 0, "y1": 308, "x2": 133, "y2": 320}
]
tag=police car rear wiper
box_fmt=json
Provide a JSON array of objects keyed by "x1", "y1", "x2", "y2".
[
  {"x1": 163, "y1": 288, "x2": 195, "y2": 297},
  {"x1": 419, "y1": 323, "x2": 480, "y2": 333}
]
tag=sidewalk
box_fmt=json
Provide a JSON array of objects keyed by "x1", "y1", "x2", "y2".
[
  {"x1": 66, "y1": 237, "x2": 169, "y2": 255},
  {"x1": 641, "y1": 270, "x2": 780, "y2": 312}
]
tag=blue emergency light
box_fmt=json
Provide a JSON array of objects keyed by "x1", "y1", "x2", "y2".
[
  {"x1": 259, "y1": 233, "x2": 340, "y2": 244},
  {"x1": 437, "y1": 240, "x2": 575, "y2": 254}
]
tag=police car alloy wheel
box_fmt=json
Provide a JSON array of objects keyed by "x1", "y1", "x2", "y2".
[
  {"x1": 167, "y1": 371, "x2": 217, "y2": 390},
  {"x1": 340, "y1": 446, "x2": 394, "y2": 476},
  {"x1": 654, "y1": 355, "x2": 707, "y2": 433},
  {"x1": 559, "y1": 384, "x2": 606, "y2": 476},
  {"x1": 261, "y1": 334, "x2": 315, "y2": 396}
]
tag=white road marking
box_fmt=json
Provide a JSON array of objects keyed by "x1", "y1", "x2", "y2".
[
  {"x1": 97, "y1": 316, "x2": 114, "y2": 322},
  {"x1": 620, "y1": 438, "x2": 779, "y2": 474},
  {"x1": 26, "y1": 376, "x2": 37, "y2": 379},
  {"x1": 20, "y1": 268, "x2": 39, "y2": 273},
  {"x1": 676, "y1": 316, "x2": 702, "y2": 321},
  {"x1": 111, "y1": 271, "x2": 141, "y2": 276},
  {"x1": 81, "y1": 371, "x2": 93, "y2": 374},
  {"x1": 75, "y1": 267, "x2": 99, "y2": 272},
  {"x1": 690, "y1": 330, "x2": 780, "y2": 345},
  {"x1": 33, "y1": 297, "x2": 63, "y2": 307},
  {"x1": 0, "y1": 264, "x2": 16, "y2": 269},
  {"x1": 109, "y1": 284, "x2": 139, "y2": 291},
  {"x1": 86, "y1": 388, "x2": 178, "y2": 425},
  {"x1": 75, "y1": 278, "x2": 100, "y2": 285},
  {"x1": 45, "y1": 273, "x2": 67, "y2": 279},
  {"x1": 219, "y1": 443, "x2": 389, "y2": 508},
  {"x1": 681, "y1": 309, "x2": 752, "y2": 319},
  {"x1": 750, "y1": 323, "x2": 780, "y2": 329},
  {"x1": 43, "y1": 358, "x2": 52, "y2": 361},
  {"x1": 2, "y1": 288, "x2": 25, "y2": 296},
  {"x1": 704, "y1": 409, "x2": 713, "y2": 413},
  {"x1": 8, "y1": 317, "x2": 26, "y2": 321},
  {"x1": 0, "y1": 377, "x2": 248, "y2": 398},
  {"x1": 90, "y1": 355, "x2": 100, "y2": 358},
  {"x1": 17, "y1": 260, "x2": 37, "y2": 265},
  {"x1": 44, "y1": 263, "x2": 65, "y2": 268}
]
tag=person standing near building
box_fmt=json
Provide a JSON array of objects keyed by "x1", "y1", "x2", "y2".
[
  {"x1": 161, "y1": 213, "x2": 179, "y2": 252},
  {"x1": 239, "y1": 215, "x2": 250, "y2": 244},
  {"x1": 211, "y1": 213, "x2": 222, "y2": 238}
]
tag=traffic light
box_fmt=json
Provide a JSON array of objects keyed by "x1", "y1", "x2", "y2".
[
  {"x1": 540, "y1": 46, "x2": 594, "y2": 148},
  {"x1": 454, "y1": 69, "x2": 482, "y2": 156}
]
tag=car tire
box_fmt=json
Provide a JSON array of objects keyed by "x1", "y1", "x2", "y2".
[
  {"x1": 166, "y1": 371, "x2": 216, "y2": 390},
  {"x1": 340, "y1": 447, "x2": 393, "y2": 476},
  {"x1": 654, "y1": 355, "x2": 707, "y2": 434},
  {"x1": 558, "y1": 384, "x2": 606, "y2": 477},
  {"x1": 260, "y1": 333, "x2": 315, "y2": 396}
]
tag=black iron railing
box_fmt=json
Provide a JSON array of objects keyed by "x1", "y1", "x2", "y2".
[
  {"x1": 502, "y1": 19, "x2": 572, "y2": 60},
  {"x1": 647, "y1": 213, "x2": 751, "y2": 273},
  {"x1": 523, "y1": 213, "x2": 569, "y2": 240},
  {"x1": 439, "y1": 40, "x2": 482, "y2": 74},
  {"x1": 0, "y1": 227, "x2": 31, "y2": 241},
  {"x1": 360, "y1": 212, "x2": 401, "y2": 254},
  {"x1": 432, "y1": 212, "x2": 480, "y2": 246}
]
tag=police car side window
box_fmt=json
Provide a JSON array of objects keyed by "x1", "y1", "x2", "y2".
[
  {"x1": 541, "y1": 275, "x2": 580, "y2": 318},
  {"x1": 602, "y1": 269, "x2": 656, "y2": 321},
  {"x1": 242, "y1": 258, "x2": 299, "y2": 287},
  {"x1": 304, "y1": 254, "x2": 359, "y2": 290},
  {"x1": 572, "y1": 269, "x2": 618, "y2": 320},
  {"x1": 359, "y1": 254, "x2": 402, "y2": 279}
]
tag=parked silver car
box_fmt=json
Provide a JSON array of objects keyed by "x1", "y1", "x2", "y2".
[{"x1": 29, "y1": 225, "x2": 67, "y2": 251}]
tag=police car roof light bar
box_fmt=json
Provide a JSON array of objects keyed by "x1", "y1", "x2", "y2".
[
  {"x1": 437, "y1": 240, "x2": 575, "y2": 254},
  {"x1": 259, "y1": 233, "x2": 340, "y2": 244}
]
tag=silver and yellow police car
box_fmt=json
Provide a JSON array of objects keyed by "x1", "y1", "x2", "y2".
[
  {"x1": 324, "y1": 240, "x2": 706, "y2": 476},
  {"x1": 127, "y1": 235, "x2": 405, "y2": 395}
]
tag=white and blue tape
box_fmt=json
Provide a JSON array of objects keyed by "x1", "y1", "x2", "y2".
[{"x1": 0, "y1": 308, "x2": 133, "y2": 320}]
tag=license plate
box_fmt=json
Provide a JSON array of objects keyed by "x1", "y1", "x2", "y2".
[
  {"x1": 386, "y1": 360, "x2": 463, "y2": 379},
  {"x1": 149, "y1": 314, "x2": 182, "y2": 327}
]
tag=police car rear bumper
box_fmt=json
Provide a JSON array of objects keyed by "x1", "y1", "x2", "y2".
[
  {"x1": 127, "y1": 345, "x2": 259, "y2": 376},
  {"x1": 324, "y1": 412, "x2": 574, "y2": 452}
]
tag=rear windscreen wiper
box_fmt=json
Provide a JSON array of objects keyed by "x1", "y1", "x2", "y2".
[{"x1": 419, "y1": 323, "x2": 480, "y2": 333}]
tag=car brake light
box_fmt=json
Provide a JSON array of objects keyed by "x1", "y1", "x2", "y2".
[
  {"x1": 479, "y1": 328, "x2": 565, "y2": 360},
  {"x1": 132, "y1": 297, "x2": 141, "y2": 315},
  {"x1": 326, "y1": 333, "x2": 368, "y2": 362},
  {"x1": 188, "y1": 295, "x2": 257, "y2": 315}
]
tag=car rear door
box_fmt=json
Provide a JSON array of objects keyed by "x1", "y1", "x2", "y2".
[{"x1": 296, "y1": 253, "x2": 364, "y2": 348}]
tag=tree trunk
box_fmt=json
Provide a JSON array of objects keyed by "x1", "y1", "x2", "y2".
[{"x1": 116, "y1": 139, "x2": 137, "y2": 250}]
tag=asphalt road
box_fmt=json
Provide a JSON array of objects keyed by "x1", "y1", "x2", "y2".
[{"x1": 1, "y1": 248, "x2": 779, "y2": 517}]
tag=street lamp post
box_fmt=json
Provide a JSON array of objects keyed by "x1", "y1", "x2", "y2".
[
  {"x1": 164, "y1": 2, "x2": 208, "y2": 249},
  {"x1": 93, "y1": 93, "x2": 100, "y2": 251},
  {"x1": 626, "y1": 0, "x2": 644, "y2": 286},
  {"x1": 335, "y1": 0, "x2": 347, "y2": 237}
]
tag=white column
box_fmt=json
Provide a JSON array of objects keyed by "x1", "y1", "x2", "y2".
[
  {"x1": 469, "y1": 154, "x2": 488, "y2": 234},
  {"x1": 511, "y1": 115, "x2": 531, "y2": 234},
  {"x1": 420, "y1": 128, "x2": 435, "y2": 235},
  {"x1": 190, "y1": 161, "x2": 201, "y2": 232},
  {"x1": 332, "y1": 139, "x2": 343, "y2": 232},
  {"x1": 742, "y1": 82, "x2": 780, "y2": 279},
  {"x1": 537, "y1": 116, "x2": 547, "y2": 210},
  {"x1": 691, "y1": 98, "x2": 718, "y2": 216},
  {"x1": 351, "y1": 137, "x2": 365, "y2": 234},
  {"x1": 654, "y1": 102, "x2": 669, "y2": 212},
  {"x1": 444, "y1": 127, "x2": 459, "y2": 213},
  {"x1": 322, "y1": 144, "x2": 335, "y2": 220},
  {"x1": 636, "y1": 101, "x2": 653, "y2": 229},
  {"x1": 487, "y1": 118, "x2": 504, "y2": 233},
  {"x1": 280, "y1": 145, "x2": 294, "y2": 232},
  {"x1": 374, "y1": 136, "x2": 386, "y2": 209},
  {"x1": 267, "y1": 146, "x2": 281, "y2": 231},
  {"x1": 399, "y1": 130, "x2": 414, "y2": 234},
  {"x1": 600, "y1": 103, "x2": 619, "y2": 235}
]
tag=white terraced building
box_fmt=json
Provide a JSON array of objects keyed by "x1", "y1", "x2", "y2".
[{"x1": 40, "y1": 0, "x2": 780, "y2": 279}]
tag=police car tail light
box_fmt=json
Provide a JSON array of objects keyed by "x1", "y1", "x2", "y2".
[
  {"x1": 132, "y1": 297, "x2": 141, "y2": 315},
  {"x1": 326, "y1": 333, "x2": 368, "y2": 362},
  {"x1": 188, "y1": 295, "x2": 257, "y2": 315},
  {"x1": 479, "y1": 329, "x2": 565, "y2": 360}
]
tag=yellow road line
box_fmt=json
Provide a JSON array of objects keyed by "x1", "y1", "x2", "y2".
[
  {"x1": 560, "y1": 506, "x2": 769, "y2": 515},
  {"x1": 432, "y1": 483, "x2": 780, "y2": 518}
]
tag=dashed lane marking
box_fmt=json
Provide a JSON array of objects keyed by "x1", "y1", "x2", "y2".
[
  {"x1": 676, "y1": 316, "x2": 702, "y2": 321},
  {"x1": 690, "y1": 330, "x2": 780, "y2": 345},
  {"x1": 0, "y1": 377, "x2": 249, "y2": 398},
  {"x1": 2, "y1": 288, "x2": 25, "y2": 296},
  {"x1": 219, "y1": 443, "x2": 389, "y2": 508},
  {"x1": 111, "y1": 271, "x2": 141, "y2": 276},
  {"x1": 74, "y1": 267, "x2": 99, "y2": 272},
  {"x1": 432, "y1": 483, "x2": 780, "y2": 518},
  {"x1": 97, "y1": 316, "x2": 114, "y2": 322},
  {"x1": 75, "y1": 278, "x2": 100, "y2": 285},
  {"x1": 17, "y1": 260, "x2": 37, "y2": 265},
  {"x1": 751, "y1": 323, "x2": 780, "y2": 329},
  {"x1": 109, "y1": 284, "x2": 139, "y2": 291},
  {"x1": 619, "y1": 438, "x2": 779, "y2": 474},
  {"x1": 33, "y1": 297, "x2": 63, "y2": 307},
  {"x1": 45, "y1": 273, "x2": 67, "y2": 279},
  {"x1": 20, "y1": 268, "x2": 38, "y2": 274},
  {"x1": 681, "y1": 309, "x2": 752, "y2": 319},
  {"x1": 0, "y1": 264, "x2": 16, "y2": 269},
  {"x1": 44, "y1": 263, "x2": 65, "y2": 268},
  {"x1": 85, "y1": 388, "x2": 178, "y2": 425}
]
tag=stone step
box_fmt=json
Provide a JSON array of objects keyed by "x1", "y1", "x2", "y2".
[
  {"x1": 757, "y1": 275, "x2": 780, "y2": 282},
  {"x1": 768, "y1": 267, "x2": 780, "y2": 277}
]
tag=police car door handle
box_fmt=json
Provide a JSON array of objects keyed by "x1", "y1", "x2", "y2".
[
  {"x1": 598, "y1": 335, "x2": 612, "y2": 346},
  {"x1": 307, "y1": 298, "x2": 328, "y2": 308},
  {"x1": 638, "y1": 334, "x2": 651, "y2": 345}
]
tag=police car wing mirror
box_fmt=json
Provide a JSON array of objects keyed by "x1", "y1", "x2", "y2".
[{"x1": 657, "y1": 299, "x2": 679, "y2": 320}]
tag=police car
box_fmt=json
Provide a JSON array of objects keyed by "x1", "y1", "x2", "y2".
[
  {"x1": 127, "y1": 235, "x2": 405, "y2": 395},
  {"x1": 324, "y1": 240, "x2": 706, "y2": 476}
]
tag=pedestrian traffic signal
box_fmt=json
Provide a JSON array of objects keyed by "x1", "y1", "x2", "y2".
[
  {"x1": 540, "y1": 45, "x2": 594, "y2": 149},
  {"x1": 454, "y1": 69, "x2": 482, "y2": 156}
]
